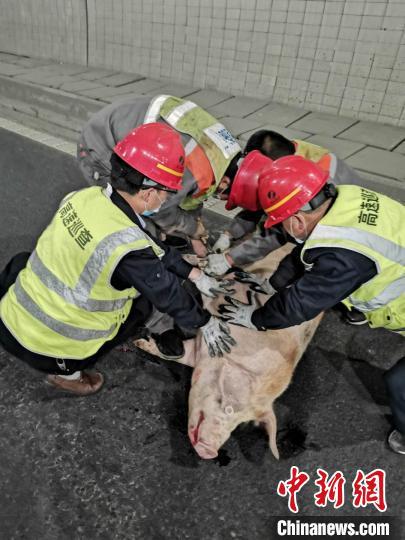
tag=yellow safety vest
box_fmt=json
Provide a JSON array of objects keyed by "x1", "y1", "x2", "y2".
[
  {"x1": 144, "y1": 95, "x2": 241, "y2": 210},
  {"x1": 294, "y1": 139, "x2": 337, "y2": 177},
  {"x1": 0, "y1": 187, "x2": 164, "y2": 359},
  {"x1": 294, "y1": 140, "x2": 329, "y2": 162},
  {"x1": 301, "y1": 185, "x2": 405, "y2": 335}
]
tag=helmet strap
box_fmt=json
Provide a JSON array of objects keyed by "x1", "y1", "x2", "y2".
[
  {"x1": 110, "y1": 153, "x2": 144, "y2": 187},
  {"x1": 301, "y1": 182, "x2": 336, "y2": 212}
]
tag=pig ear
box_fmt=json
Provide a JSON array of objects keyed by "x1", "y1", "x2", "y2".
[{"x1": 257, "y1": 405, "x2": 279, "y2": 460}]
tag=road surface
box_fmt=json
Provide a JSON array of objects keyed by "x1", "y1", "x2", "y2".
[{"x1": 0, "y1": 127, "x2": 403, "y2": 539}]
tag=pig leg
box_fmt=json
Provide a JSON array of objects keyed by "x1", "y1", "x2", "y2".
[
  {"x1": 133, "y1": 334, "x2": 198, "y2": 368},
  {"x1": 133, "y1": 335, "x2": 165, "y2": 359},
  {"x1": 258, "y1": 405, "x2": 280, "y2": 460}
]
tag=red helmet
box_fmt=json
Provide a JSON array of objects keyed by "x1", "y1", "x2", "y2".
[
  {"x1": 225, "y1": 151, "x2": 273, "y2": 211},
  {"x1": 113, "y1": 123, "x2": 185, "y2": 191},
  {"x1": 258, "y1": 155, "x2": 329, "y2": 228}
]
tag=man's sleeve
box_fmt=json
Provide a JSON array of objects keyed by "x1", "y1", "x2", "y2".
[
  {"x1": 112, "y1": 248, "x2": 210, "y2": 329},
  {"x1": 269, "y1": 245, "x2": 305, "y2": 290},
  {"x1": 251, "y1": 247, "x2": 377, "y2": 330},
  {"x1": 151, "y1": 204, "x2": 200, "y2": 237},
  {"x1": 332, "y1": 156, "x2": 365, "y2": 187},
  {"x1": 152, "y1": 235, "x2": 195, "y2": 280},
  {"x1": 228, "y1": 210, "x2": 265, "y2": 240},
  {"x1": 79, "y1": 97, "x2": 151, "y2": 172},
  {"x1": 229, "y1": 227, "x2": 288, "y2": 267}
]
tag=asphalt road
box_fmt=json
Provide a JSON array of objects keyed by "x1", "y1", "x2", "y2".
[{"x1": 0, "y1": 127, "x2": 404, "y2": 540}]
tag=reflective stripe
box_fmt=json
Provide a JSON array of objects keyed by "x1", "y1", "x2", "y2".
[
  {"x1": 309, "y1": 225, "x2": 405, "y2": 266},
  {"x1": 156, "y1": 162, "x2": 183, "y2": 177},
  {"x1": 329, "y1": 153, "x2": 337, "y2": 179},
  {"x1": 30, "y1": 227, "x2": 149, "y2": 312},
  {"x1": 14, "y1": 276, "x2": 116, "y2": 341},
  {"x1": 143, "y1": 94, "x2": 170, "y2": 123},
  {"x1": 155, "y1": 95, "x2": 241, "y2": 185},
  {"x1": 265, "y1": 187, "x2": 301, "y2": 213},
  {"x1": 72, "y1": 226, "x2": 147, "y2": 296},
  {"x1": 202, "y1": 123, "x2": 241, "y2": 159},
  {"x1": 184, "y1": 138, "x2": 197, "y2": 156},
  {"x1": 103, "y1": 183, "x2": 113, "y2": 198},
  {"x1": 29, "y1": 251, "x2": 127, "y2": 312},
  {"x1": 166, "y1": 101, "x2": 198, "y2": 126},
  {"x1": 349, "y1": 277, "x2": 405, "y2": 312}
]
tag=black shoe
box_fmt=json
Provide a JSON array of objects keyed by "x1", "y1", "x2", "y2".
[
  {"x1": 175, "y1": 324, "x2": 198, "y2": 340},
  {"x1": 131, "y1": 326, "x2": 150, "y2": 340},
  {"x1": 388, "y1": 430, "x2": 405, "y2": 455},
  {"x1": 152, "y1": 329, "x2": 185, "y2": 360},
  {"x1": 345, "y1": 308, "x2": 368, "y2": 325}
]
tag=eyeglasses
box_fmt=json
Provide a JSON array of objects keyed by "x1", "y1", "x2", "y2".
[{"x1": 142, "y1": 177, "x2": 176, "y2": 194}]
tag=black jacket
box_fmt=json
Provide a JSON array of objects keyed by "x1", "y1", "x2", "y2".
[
  {"x1": 251, "y1": 244, "x2": 377, "y2": 330},
  {"x1": 108, "y1": 189, "x2": 209, "y2": 329}
]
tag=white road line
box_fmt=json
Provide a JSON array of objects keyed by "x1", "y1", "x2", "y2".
[{"x1": 0, "y1": 116, "x2": 76, "y2": 155}]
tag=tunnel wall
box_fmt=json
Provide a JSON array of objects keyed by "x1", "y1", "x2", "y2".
[{"x1": 0, "y1": 0, "x2": 404, "y2": 126}]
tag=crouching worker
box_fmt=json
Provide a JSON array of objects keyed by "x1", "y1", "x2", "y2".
[
  {"x1": 0, "y1": 124, "x2": 235, "y2": 396},
  {"x1": 77, "y1": 95, "x2": 242, "y2": 257},
  {"x1": 220, "y1": 156, "x2": 405, "y2": 454}
]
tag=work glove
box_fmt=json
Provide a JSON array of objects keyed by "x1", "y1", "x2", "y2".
[
  {"x1": 232, "y1": 271, "x2": 276, "y2": 296},
  {"x1": 218, "y1": 290, "x2": 259, "y2": 330},
  {"x1": 201, "y1": 316, "x2": 236, "y2": 357},
  {"x1": 191, "y1": 271, "x2": 235, "y2": 298},
  {"x1": 200, "y1": 253, "x2": 231, "y2": 276},
  {"x1": 212, "y1": 232, "x2": 232, "y2": 253}
]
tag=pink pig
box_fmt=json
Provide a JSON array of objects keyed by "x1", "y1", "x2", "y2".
[{"x1": 134, "y1": 247, "x2": 323, "y2": 459}]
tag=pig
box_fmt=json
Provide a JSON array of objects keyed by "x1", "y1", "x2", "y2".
[{"x1": 134, "y1": 246, "x2": 323, "y2": 459}]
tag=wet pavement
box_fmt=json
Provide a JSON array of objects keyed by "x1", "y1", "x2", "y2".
[{"x1": 0, "y1": 128, "x2": 404, "y2": 539}]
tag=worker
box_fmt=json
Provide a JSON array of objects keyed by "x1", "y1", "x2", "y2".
[
  {"x1": 209, "y1": 130, "x2": 364, "y2": 265},
  {"x1": 206, "y1": 130, "x2": 368, "y2": 325},
  {"x1": 219, "y1": 155, "x2": 405, "y2": 454},
  {"x1": 77, "y1": 95, "x2": 242, "y2": 257},
  {"x1": 0, "y1": 123, "x2": 236, "y2": 396}
]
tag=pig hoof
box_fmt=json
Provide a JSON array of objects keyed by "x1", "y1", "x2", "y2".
[
  {"x1": 152, "y1": 330, "x2": 185, "y2": 361},
  {"x1": 133, "y1": 337, "x2": 164, "y2": 358}
]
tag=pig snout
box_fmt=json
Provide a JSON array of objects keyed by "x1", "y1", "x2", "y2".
[
  {"x1": 193, "y1": 441, "x2": 218, "y2": 460},
  {"x1": 188, "y1": 411, "x2": 220, "y2": 459}
]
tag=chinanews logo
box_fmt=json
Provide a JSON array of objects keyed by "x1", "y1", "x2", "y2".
[{"x1": 277, "y1": 466, "x2": 387, "y2": 513}]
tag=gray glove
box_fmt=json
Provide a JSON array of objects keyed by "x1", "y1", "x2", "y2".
[
  {"x1": 212, "y1": 232, "x2": 232, "y2": 253},
  {"x1": 201, "y1": 316, "x2": 237, "y2": 357},
  {"x1": 232, "y1": 271, "x2": 276, "y2": 296},
  {"x1": 202, "y1": 253, "x2": 232, "y2": 276},
  {"x1": 192, "y1": 271, "x2": 235, "y2": 298},
  {"x1": 218, "y1": 290, "x2": 260, "y2": 330}
]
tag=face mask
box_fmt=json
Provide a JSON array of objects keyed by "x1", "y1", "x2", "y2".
[
  {"x1": 141, "y1": 190, "x2": 164, "y2": 216},
  {"x1": 289, "y1": 219, "x2": 307, "y2": 244},
  {"x1": 142, "y1": 209, "x2": 158, "y2": 217},
  {"x1": 291, "y1": 235, "x2": 304, "y2": 244}
]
